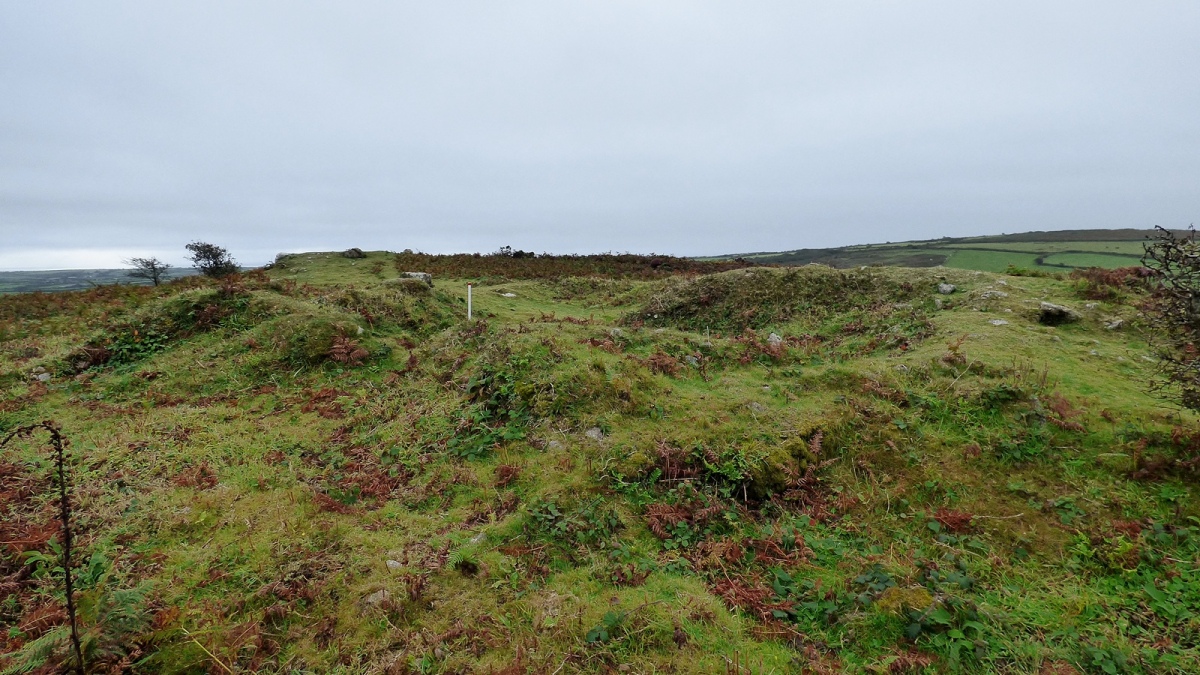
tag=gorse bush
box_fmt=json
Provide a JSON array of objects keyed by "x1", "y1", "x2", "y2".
[{"x1": 1141, "y1": 227, "x2": 1200, "y2": 411}]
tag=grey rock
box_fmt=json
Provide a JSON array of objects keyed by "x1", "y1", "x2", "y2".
[
  {"x1": 989, "y1": 319, "x2": 1009, "y2": 326},
  {"x1": 1038, "y1": 302, "x2": 1080, "y2": 326},
  {"x1": 363, "y1": 589, "x2": 391, "y2": 607},
  {"x1": 1105, "y1": 319, "x2": 1124, "y2": 330},
  {"x1": 609, "y1": 328, "x2": 623, "y2": 339},
  {"x1": 767, "y1": 332, "x2": 783, "y2": 347},
  {"x1": 934, "y1": 298, "x2": 944, "y2": 309},
  {"x1": 938, "y1": 283, "x2": 956, "y2": 295},
  {"x1": 585, "y1": 428, "x2": 605, "y2": 441},
  {"x1": 402, "y1": 271, "x2": 433, "y2": 287},
  {"x1": 342, "y1": 247, "x2": 367, "y2": 259},
  {"x1": 386, "y1": 560, "x2": 403, "y2": 571},
  {"x1": 35, "y1": 372, "x2": 51, "y2": 382},
  {"x1": 546, "y1": 440, "x2": 564, "y2": 451},
  {"x1": 1089, "y1": 350, "x2": 1100, "y2": 356},
  {"x1": 685, "y1": 355, "x2": 700, "y2": 367},
  {"x1": 747, "y1": 402, "x2": 767, "y2": 414},
  {"x1": 500, "y1": 292, "x2": 517, "y2": 298},
  {"x1": 979, "y1": 290, "x2": 1008, "y2": 300},
  {"x1": 1085, "y1": 303, "x2": 1099, "y2": 309}
]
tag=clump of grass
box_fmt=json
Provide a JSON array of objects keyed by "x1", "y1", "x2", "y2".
[{"x1": 626, "y1": 266, "x2": 934, "y2": 334}]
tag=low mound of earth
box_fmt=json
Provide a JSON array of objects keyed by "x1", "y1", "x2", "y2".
[{"x1": 0, "y1": 251, "x2": 1195, "y2": 673}]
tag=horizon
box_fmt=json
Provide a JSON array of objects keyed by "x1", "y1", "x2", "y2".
[{"x1": 0, "y1": 225, "x2": 1170, "y2": 273}]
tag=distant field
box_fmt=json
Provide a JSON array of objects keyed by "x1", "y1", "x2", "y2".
[
  {"x1": 0, "y1": 268, "x2": 198, "y2": 294},
  {"x1": 946, "y1": 240, "x2": 1146, "y2": 255},
  {"x1": 943, "y1": 249, "x2": 1042, "y2": 273},
  {"x1": 719, "y1": 228, "x2": 1176, "y2": 273},
  {"x1": 1042, "y1": 252, "x2": 1144, "y2": 268}
]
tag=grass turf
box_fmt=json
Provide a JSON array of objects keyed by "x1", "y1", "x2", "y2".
[{"x1": 0, "y1": 253, "x2": 1197, "y2": 673}]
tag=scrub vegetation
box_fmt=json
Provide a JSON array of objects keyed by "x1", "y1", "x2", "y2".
[{"x1": 0, "y1": 249, "x2": 1197, "y2": 673}]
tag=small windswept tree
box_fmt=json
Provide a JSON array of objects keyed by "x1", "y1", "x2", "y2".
[
  {"x1": 123, "y1": 257, "x2": 170, "y2": 286},
  {"x1": 185, "y1": 241, "x2": 238, "y2": 278},
  {"x1": 1141, "y1": 226, "x2": 1200, "y2": 410}
]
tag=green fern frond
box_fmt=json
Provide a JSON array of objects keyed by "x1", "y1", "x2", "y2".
[{"x1": 0, "y1": 625, "x2": 71, "y2": 675}]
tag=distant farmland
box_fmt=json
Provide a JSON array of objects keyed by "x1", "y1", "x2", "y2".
[
  {"x1": 0, "y1": 229, "x2": 1184, "y2": 293},
  {"x1": 718, "y1": 228, "x2": 1180, "y2": 273},
  {"x1": 0, "y1": 268, "x2": 198, "y2": 294}
]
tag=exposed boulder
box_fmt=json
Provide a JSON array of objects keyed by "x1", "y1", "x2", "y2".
[
  {"x1": 343, "y1": 248, "x2": 367, "y2": 259},
  {"x1": 938, "y1": 283, "x2": 956, "y2": 294},
  {"x1": 1038, "y1": 302, "x2": 1080, "y2": 326},
  {"x1": 402, "y1": 272, "x2": 433, "y2": 287}
]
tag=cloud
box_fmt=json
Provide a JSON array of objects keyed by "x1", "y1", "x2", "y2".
[{"x1": 2, "y1": 1, "x2": 1198, "y2": 269}]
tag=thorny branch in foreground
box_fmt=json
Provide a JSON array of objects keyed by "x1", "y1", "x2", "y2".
[
  {"x1": 1, "y1": 421, "x2": 84, "y2": 675},
  {"x1": 1142, "y1": 226, "x2": 1200, "y2": 411}
]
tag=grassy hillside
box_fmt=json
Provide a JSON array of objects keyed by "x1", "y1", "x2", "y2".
[
  {"x1": 1, "y1": 252, "x2": 1198, "y2": 673},
  {"x1": 723, "y1": 229, "x2": 1184, "y2": 274}
]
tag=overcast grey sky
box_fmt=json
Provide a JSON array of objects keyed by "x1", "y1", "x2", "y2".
[{"x1": 2, "y1": 2, "x2": 1198, "y2": 270}]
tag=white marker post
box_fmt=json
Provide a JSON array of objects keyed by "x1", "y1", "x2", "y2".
[{"x1": 467, "y1": 283, "x2": 473, "y2": 320}]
